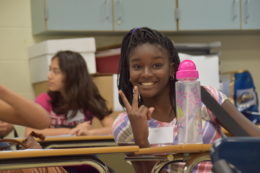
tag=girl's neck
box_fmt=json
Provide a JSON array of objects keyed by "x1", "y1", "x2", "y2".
[
  {"x1": 152, "y1": 103, "x2": 175, "y2": 122},
  {"x1": 142, "y1": 92, "x2": 175, "y2": 122}
]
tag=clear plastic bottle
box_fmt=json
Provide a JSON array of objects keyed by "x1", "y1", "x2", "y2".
[{"x1": 175, "y1": 60, "x2": 203, "y2": 144}]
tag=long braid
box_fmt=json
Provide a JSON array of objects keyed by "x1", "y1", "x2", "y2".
[{"x1": 118, "y1": 27, "x2": 180, "y2": 113}]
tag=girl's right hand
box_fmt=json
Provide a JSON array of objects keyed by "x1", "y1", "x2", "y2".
[
  {"x1": 119, "y1": 86, "x2": 154, "y2": 148},
  {"x1": 69, "y1": 121, "x2": 91, "y2": 136}
]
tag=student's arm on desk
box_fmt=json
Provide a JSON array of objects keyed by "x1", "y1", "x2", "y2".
[
  {"x1": 0, "y1": 85, "x2": 50, "y2": 129},
  {"x1": 0, "y1": 121, "x2": 13, "y2": 137},
  {"x1": 70, "y1": 115, "x2": 114, "y2": 136},
  {"x1": 24, "y1": 127, "x2": 72, "y2": 137},
  {"x1": 221, "y1": 100, "x2": 260, "y2": 137}
]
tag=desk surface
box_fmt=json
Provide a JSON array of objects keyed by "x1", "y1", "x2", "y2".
[
  {"x1": 0, "y1": 145, "x2": 139, "y2": 159},
  {"x1": 14, "y1": 135, "x2": 115, "y2": 149},
  {"x1": 15, "y1": 135, "x2": 114, "y2": 142},
  {"x1": 135, "y1": 144, "x2": 211, "y2": 155},
  {"x1": 43, "y1": 135, "x2": 114, "y2": 142}
]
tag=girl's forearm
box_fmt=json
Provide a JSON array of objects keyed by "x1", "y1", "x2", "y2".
[
  {"x1": 0, "y1": 86, "x2": 50, "y2": 128},
  {"x1": 88, "y1": 127, "x2": 112, "y2": 136},
  {"x1": 222, "y1": 100, "x2": 260, "y2": 137},
  {"x1": 25, "y1": 127, "x2": 71, "y2": 137}
]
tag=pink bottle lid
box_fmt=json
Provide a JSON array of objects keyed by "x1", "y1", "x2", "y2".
[{"x1": 176, "y1": 60, "x2": 199, "y2": 80}]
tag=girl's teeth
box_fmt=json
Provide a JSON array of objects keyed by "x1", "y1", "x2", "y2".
[{"x1": 142, "y1": 82, "x2": 153, "y2": 86}]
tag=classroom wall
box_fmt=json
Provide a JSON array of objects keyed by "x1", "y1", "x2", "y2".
[{"x1": 1, "y1": 0, "x2": 260, "y2": 137}]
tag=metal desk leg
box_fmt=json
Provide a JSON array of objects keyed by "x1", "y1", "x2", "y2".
[
  {"x1": 151, "y1": 154, "x2": 186, "y2": 173},
  {"x1": 184, "y1": 152, "x2": 210, "y2": 173}
]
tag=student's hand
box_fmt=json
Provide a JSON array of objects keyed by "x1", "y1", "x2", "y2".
[
  {"x1": 119, "y1": 86, "x2": 154, "y2": 148},
  {"x1": 0, "y1": 121, "x2": 13, "y2": 137},
  {"x1": 69, "y1": 121, "x2": 92, "y2": 136}
]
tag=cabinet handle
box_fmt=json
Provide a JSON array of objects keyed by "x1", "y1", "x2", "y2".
[
  {"x1": 232, "y1": 0, "x2": 239, "y2": 21},
  {"x1": 244, "y1": 0, "x2": 250, "y2": 24},
  {"x1": 116, "y1": 0, "x2": 123, "y2": 25},
  {"x1": 104, "y1": 0, "x2": 110, "y2": 22}
]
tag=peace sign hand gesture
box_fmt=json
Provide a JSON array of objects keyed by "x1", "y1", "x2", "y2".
[{"x1": 119, "y1": 86, "x2": 154, "y2": 148}]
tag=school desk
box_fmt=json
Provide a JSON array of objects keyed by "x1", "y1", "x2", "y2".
[
  {"x1": 15, "y1": 135, "x2": 115, "y2": 149},
  {"x1": 126, "y1": 144, "x2": 211, "y2": 173},
  {"x1": 39, "y1": 135, "x2": 115, "y2": 149},
  {"x1": 0, "y1": 145, "x2": 139, "y2": 173}
]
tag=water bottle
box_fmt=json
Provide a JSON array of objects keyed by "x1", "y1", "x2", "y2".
[{"x1": 176, "y1": 60, "x2": 203, "y2": 144}]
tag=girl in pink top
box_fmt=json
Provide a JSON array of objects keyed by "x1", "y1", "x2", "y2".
[{"x1": 25, "y1": 50, "x2": 113, "y2": 137}]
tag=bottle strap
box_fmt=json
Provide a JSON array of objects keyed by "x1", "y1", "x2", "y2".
[{"x1": 200, "y1": 86, "x2": 249, "y2": 136}]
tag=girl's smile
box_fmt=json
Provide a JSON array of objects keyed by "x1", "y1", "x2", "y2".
[{"x1": 129, "y1": 43, "x2": 173, "y2": 99}]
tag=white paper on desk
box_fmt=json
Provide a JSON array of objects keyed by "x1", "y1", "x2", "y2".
[{"x1": 148, "y1": 127, "x2": 173, "y2": 144}]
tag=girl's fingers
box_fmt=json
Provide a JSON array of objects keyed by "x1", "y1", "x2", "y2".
[
  {"x1": 147, "y1": 107, "x2": 155, "y2": 120},
  {"x1": 69, "y1": 128, "x2": 77, "y2": 135},
  {"x1": 119, "y1": 90, "x2": 132, "y2": 112},
  {"x1": 139, "y1": 106, "x2": 154, "y2": 120},
  {"x1": 132, "y1": 86, "x2": 139, "y2": 109}
]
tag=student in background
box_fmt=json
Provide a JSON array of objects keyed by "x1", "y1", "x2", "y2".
[
  {"x1": 0, "y1": 85, "x2": 50, "y2": 129},
  {"x1": 25, "y1": 50, "x2": 114, "y2": 137},
  {"x1": 112, "y1": 27, "x2": 260, "y2": 173}
]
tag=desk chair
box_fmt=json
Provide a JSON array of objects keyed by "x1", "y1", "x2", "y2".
[
  {"x1": 126, "y1": 144, "x2": 212, "y2": 173},
  {"x1": 211, "y1": 137, "x2": 260, "y2": 173}
]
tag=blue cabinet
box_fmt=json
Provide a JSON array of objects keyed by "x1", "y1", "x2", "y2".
[
  {"x1": 178, "y1": 0, "x2": 240, "y2": 30},
  {"x1": 178, "y1": 0, "x2": 260, "y2": 31},
  {"x1": 242, "y1": 0, "x2": 260, "y2": 29},
  {"x1": 31, "y1": 0, "x2": 176, "y2": 35},
  {"x1": 113, "y1": 0, "x2": 177, "y2": 31},
  {"x1": 31, "y1": 0, "x2": 113, "y2": 34},
  {"x1": 31, "y1": 0, "x2": 260, "y2": 34}
]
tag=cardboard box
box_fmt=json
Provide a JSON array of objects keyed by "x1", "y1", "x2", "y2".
[
  {"x1": 93, "y1": 74, "x2": 123, "y2": 112},
  {"x1": 28, "y1": 37, "x2": 96, "y2": 83},
  {"x1": 95, "y1": 48, "x2": 120, "y2": 74}
]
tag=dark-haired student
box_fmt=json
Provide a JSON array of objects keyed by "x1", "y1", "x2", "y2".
[
  {"x1": 112, "y1": 27, "x2": 260, "y2": 173},
  {"x1": 25, "y1": 50, "x2": 114, "y2": 137}
]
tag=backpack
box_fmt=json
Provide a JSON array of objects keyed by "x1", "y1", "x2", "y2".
[{"x1": 221, "y1": 70, "x2": 260, "y2": 124}]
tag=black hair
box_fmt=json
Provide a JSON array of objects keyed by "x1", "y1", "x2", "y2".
[
  {"x1": 48, "y1": 50, "x2": 111, "y2": 120},
  {"x1": 118, "y1": 27, "x2": 180, "y2": 113}
]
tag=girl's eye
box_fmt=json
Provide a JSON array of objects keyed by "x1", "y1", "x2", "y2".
[
  {"x1": 152, "y1": 63, "x2": 163, "y2": 69},
  {"x1": 132, "y1": 64, "x2": 142, "y2": 70},
  {"x1": 53, "y1": 70, "x2": 61, "y2": 74},
  {"x1": 49, "y1": 68, "x2": 61, "y2": 74}
]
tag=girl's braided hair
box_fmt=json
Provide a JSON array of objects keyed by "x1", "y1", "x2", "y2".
[{"x1": 118, "y1": 27, "x2": 180, "y2": 112}]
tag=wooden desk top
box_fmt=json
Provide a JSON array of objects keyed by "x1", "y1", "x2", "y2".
[
  {"x1": 44, "y1": 135, "x2": 114, "y2": 141},
  {"x1": 15, "y1": 135, "x2": 114, "y2": 142},
  {"x1": 12, "y1": 135, "x2": 115, "y2": 149},
  {"x1": 0, "y1": 145, "x2": 139, "y2": 159},
  {"x1": 135, "y1": 144, "x2": 211, "y2": 155}
]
